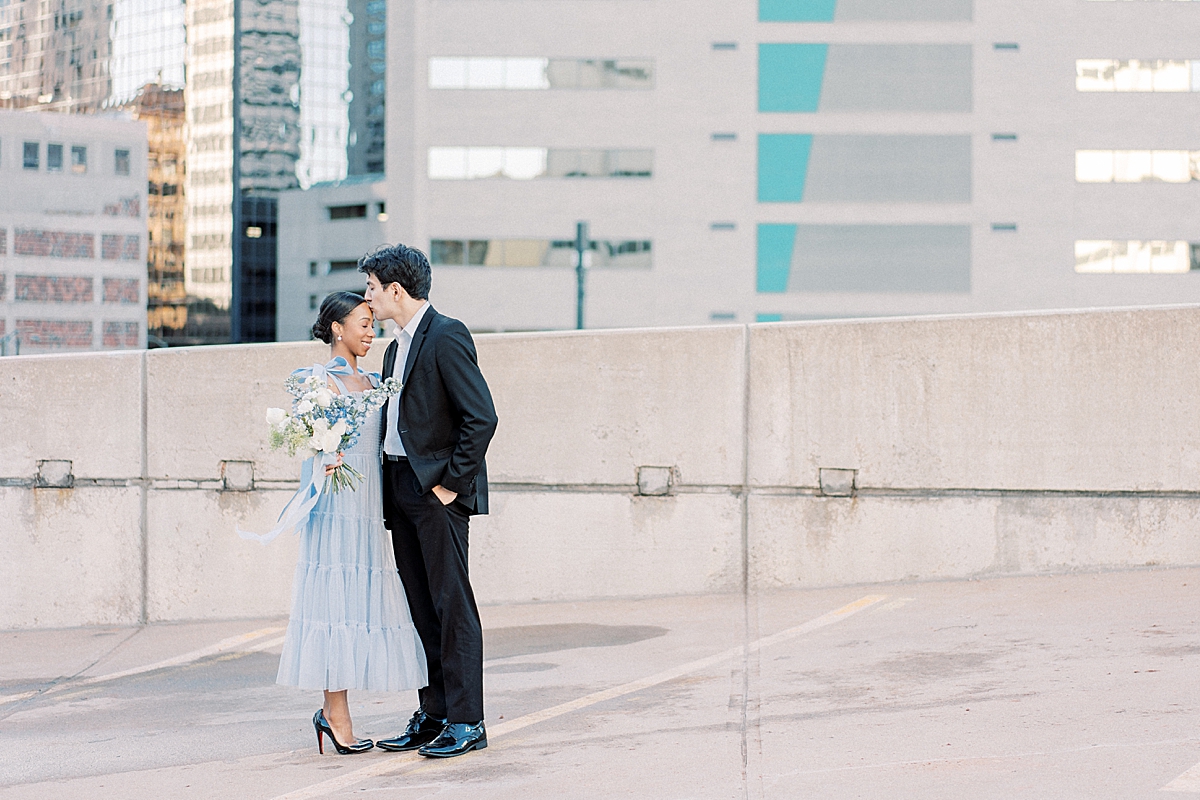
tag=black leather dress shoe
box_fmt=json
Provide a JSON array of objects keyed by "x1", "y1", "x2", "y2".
[
  {"x1": 376, "y1": 709, "x2": 446, "y2": 752},
  {"x1": 418, "y1": 722, "x2": 487, "y2": 758}
]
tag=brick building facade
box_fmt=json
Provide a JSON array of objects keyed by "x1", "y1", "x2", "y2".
[{"x1": 0, "y1": 110, "x2": 148, "y2": 353}]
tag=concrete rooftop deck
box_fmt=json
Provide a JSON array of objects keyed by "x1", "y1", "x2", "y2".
[{"x1": 3, "y1": 568, "x2": 1200, "y2": 799}]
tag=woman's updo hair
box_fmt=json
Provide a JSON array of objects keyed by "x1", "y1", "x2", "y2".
[{"x1": 311, "y1": 291, "x2": 367, "y2": 343}]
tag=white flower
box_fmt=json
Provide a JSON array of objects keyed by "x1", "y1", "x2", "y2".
[
  {"x1": 331, "y1": 420, "x2": 348, "y2": 437},
  {"x1": 314, "y1": 389, "x2": 333, "y2": 408},
  {"x1": 311, "y1": 418, "x2": 329, "y2": 433},
  {"x1": 266, "y1": 407, "x2": 287, "y2": 427},
  {"x1": 296, "y1": 399, "x2": 314, "y2": 414},
  {"x1": 312, "y1": 429, "x2": 342, "y2": 453}
]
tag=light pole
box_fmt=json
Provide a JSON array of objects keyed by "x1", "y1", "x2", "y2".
[{"x1": 575, "y1": 220, "x2": 589, "y2": 330}]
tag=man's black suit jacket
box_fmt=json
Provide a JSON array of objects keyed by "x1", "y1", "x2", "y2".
[{"x1": 381, "y1": 306, "x2": 498, "y2": 516}]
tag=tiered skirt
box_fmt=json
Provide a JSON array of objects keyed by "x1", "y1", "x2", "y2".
[{"x1": 276, "y1": 451, "x2": 428, "y2": 692}]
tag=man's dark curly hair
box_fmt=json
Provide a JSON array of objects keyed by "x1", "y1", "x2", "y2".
[{"x1": 358, "y1": 242, "x2": 432, "y2": 300}]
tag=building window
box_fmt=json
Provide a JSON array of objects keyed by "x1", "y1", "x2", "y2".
[
  {"x1": 430, "y1": 238, "x2": 652, "y2": 268},
  {"x1": 190, "y1": 267, "x2": 225, "y2": 283},
  {"x1": 114, "y1": 149, "x2": 130, "y2": 176},
  {"x1": 429, "y1": 147, "x2": 652, "y2": 180},
  {"x1": 758, "y1": 133, "x2": 971, "y2": 203},
  {"x1": 759, "y1": 0, "x2": 970, "y2": 21},
  {"x1": 756, "y1": 223, "x2": 971, "y2": 293},
  {"x1": 46, "y1": 143, "x2": 63, "y2": 172},
  {"x1": 429, "y1": 57, "x2": 654, "y2": 90},
  {"x1": 22, "y1": 141, "x2": 38, "y2": 170},
  {"x1": 759, "y1": 43, "x2": 972, "y2": 113},
  {"x1": 1077, "y1": 59, "x2": 1200, "y2": 92},
  {"x1": 1076, "y1": 150, "x2": 1200, "y2": 182},
  {"x1": 759, "y1": 44, "x2": 827, "y2": 113},
  {"x1": 1076, "y1": 240, "x2": 1200, "y2": 274},
  {"x1": 14, "y1": 229, "x2": 95, "y2": 258},
  {"x1": 71, "y1": 146, "x2": 87, "y2": 174},
  {"x1": 310, "y1": 294, "x2": 319, "y2": 309},
  {"x1": 329, "y1": 260, "x2": 359, "y2": 271},
  {"x1": 328, "y1": 204, "x2": 368, "y2": 220}
]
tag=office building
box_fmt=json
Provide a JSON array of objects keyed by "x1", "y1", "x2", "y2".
[
  {"x1": 0, "y1": 0, "x2": 199, "y2": 345},
  {"x1": 273, "y1": 0, "x2": 1200, "y2": 336},
  {"x1": 187, "y1": 0, "x2": 385, "y2": 342},
  {"x1": 135, "y1": 85, "x2": 195, "y2": 346},
  {"x1": 0, "y1": 110, "x2": 148, "y2": 353}
]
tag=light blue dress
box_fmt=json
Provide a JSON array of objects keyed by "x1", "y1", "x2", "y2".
[{"x1": 275, "y1": 371, "x2": 428, "y2": 692}]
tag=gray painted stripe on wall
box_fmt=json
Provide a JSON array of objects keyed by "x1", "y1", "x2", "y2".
[
  {"x1": 803, "y1": 135, "x2": 971, "y2": 203},
  {"x1": 821, "y1": 45, "x2": 972, "y2": 112},
  {"x1": 787, "y1": 225, "x2": 971, "y2": 293},
  {"x1": 835, "y1": 0, "x2": 972, "y2": 21}
]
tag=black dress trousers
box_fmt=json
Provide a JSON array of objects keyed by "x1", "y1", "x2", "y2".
[{"x1": 384, "y1": 457, "x2": 484, "y2": 724}]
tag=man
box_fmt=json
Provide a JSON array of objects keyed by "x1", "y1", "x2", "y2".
[{"x1": 360, "y1": 243, "x2": 498, "y2": 758}]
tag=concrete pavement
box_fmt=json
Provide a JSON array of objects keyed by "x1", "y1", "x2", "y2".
[{"x1": 3, "y1": 568, "x2": 1200, "y2": 798}]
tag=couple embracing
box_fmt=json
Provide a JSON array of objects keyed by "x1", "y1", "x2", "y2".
[{"x1": 257, "y1": 243, "x2": 497, "y2": 759}]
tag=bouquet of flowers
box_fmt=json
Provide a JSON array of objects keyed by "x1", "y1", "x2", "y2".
[{"x1": 265, "y1": 372, "x2": 402, "y2": 493}]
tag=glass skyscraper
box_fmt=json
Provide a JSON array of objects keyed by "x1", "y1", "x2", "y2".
[
  {"x1": 2, "y1": 0, "x2": 381, "y2": 343},
  {"x1": 296, "y1": 0, "x2": 386, "y2": 186}
]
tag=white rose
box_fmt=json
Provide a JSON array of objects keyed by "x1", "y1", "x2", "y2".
[
  {"x1": 265, "y1": 407, "x2": 287, "y2": 427},
  {"x1": 311, "y1": 418, "x2": 329, "y2": 433},
  {"x1": 315, "y1": 430, "x2": 342, "y2": 453},
  {"x1": 295, "y1": 399, "x2": 314, "y2": 414},
  {"x1": 314, "y1": 389, "x2": 333, "y2": 408},
  {"x1": 331, "y1": 420, "x2": 348, "y2": 437}
]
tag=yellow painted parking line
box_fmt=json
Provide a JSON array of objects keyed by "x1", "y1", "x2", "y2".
[
  {"x1": 1164, "y1": 760, "x2": 1200, "y2": 792},
  {"x1": 268, "y1": 594, "x2": 888, "y2": 800}
]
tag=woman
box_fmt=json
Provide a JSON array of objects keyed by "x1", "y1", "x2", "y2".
[{"x1": 269, "y1": 292, "x2": 427, "y2": 754}]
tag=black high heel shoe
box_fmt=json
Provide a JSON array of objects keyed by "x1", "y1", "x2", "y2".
[{"x1": 313, "y1": 709, "x2": 374, "y2": 754}]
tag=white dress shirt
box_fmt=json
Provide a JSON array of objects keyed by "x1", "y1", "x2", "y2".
[{"x1": 383, "y1": 301, "x2": 430, "y2": 457}]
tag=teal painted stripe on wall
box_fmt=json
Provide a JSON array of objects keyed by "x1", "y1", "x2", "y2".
[
  {"x1": 758, "y1": 134, "x2": 812, "y2": 202},
  {"x1": 760, "y1": 0, "x2": 836, "y2": 21},
  {"x1": 759, "y1": 44, "x2": 827, "y2": 113},
  {"x1": 756, "y1": 313, "x2": 784, "y2": 322},
  {"x1": 757, "y1": 224, "x2": 796, "y2": 293}
]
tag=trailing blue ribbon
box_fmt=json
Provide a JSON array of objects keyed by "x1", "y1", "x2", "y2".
[{"x1": 237, "y1": 357, "x2": 379, "y2": 545}]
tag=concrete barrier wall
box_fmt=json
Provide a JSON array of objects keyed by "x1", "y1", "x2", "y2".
[
  {"x1": 2, "y1": 306, "x2": 1198, "y2": 628},
  {"x1": 746, "y1": 307, "x2": 1200, "y2": 589}
]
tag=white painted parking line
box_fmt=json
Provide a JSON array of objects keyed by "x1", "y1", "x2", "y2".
[
  {"x1": 0, "y1": 626, "x2": 285, "y2": 706},
  {"x1": 873, "y1": 597, "x2": 915, "y2": 613},
  {"x1": 1163, "y1": 760, "x2": 1200, "y2": 792},
  {"x1": 267, "y1": 594, "x2": 888, "y2": 800},
  {"x1": 75, "y1": 626, "x2": 286, "y2": 685},
  {"x1": 243, "y1": 634, "x2": 289, "y2": 653}
]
